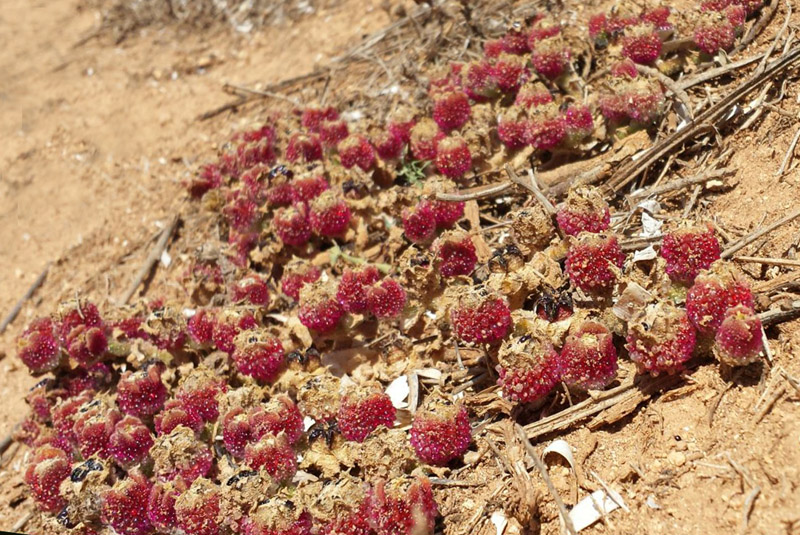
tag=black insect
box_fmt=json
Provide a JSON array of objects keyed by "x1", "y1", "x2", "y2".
[
  {"x1": 287, "y1": 347, "x2": 321, "y2": 368},
  {"x1": 226, "y1": 469, "x2": 258, "y2": 486},
  {"x1": 268, "y1": 165, "x2": 293, "y2": 180},
  {"x1": 56, "y1": 507, "x2": 75, "y2": 528},
  {"x1": 308, "y1": 420, "x2": 339, "y2": 447},
  {"x1": 534, "y1": 288, "x2": 574, "y2": 322},
  {"x1": 70, "y1": 458, "x2": 104, "y2": 483}
]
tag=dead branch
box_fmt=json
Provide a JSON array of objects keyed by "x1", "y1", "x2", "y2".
[
  {"x1": 734, "y1": 255, "x2": 800, "y2": 267},
  {"x1": 119, "y1": 216, "x2": 180, "y2": 305},
  {"x1": 636, "y1": 64, "x2": 694, "y2": 119},
  {"x1": 721, "y1": 207, "x2": 800, "y2": 259},
  {"x1": 757, "y1": 302, "x2": 800, "y2": 327},
  {"x1": 605, "y1": 45, "x2": 800, "y2": 194},
  {"x1": 505, "y1": 165, "x2": 556, "y2": 215},
  {"x1": 0, "y1": 262, "x2": 51, "y2": 335},
  {"x1": 223, "y1": 83, "x2": 300, "y2": 106},
  {"x1": 627, "y1": 167, "x2": 733, "y2": 202},
  {"x1": 776, "y1": 125, "x2": 800, "y2": 176},
  {"x1": 514, "y1": 424, "x2": 578, "y2": 535},
  {"x1": 523, "y1": 372, "x2": 683, "y2": 440}
]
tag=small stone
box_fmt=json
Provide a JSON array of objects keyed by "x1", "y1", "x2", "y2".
[{"x1": 668, "y1": 451, "x2": 686, "y2": 467}]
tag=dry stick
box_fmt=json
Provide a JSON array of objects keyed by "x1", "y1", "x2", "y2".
[
  {"x1": 636, "y1": 64, "x2": 694, "y2": 119},
  {"x1": 628, "y1": 167, "x2": 733, "y2": 202},
  {"x1": 678, "y1": 52, "x2": 766, "y2": 91},
  {"x1": 776, "y1": 125, "x2": 800, "y2": 176},
  {"x1": 683, "y1": 184, "x2": 703, "y2": 218},
  {"x1": 523, "y1": 372, "x2": 683, "y2": 439},
  {"x1": 436, "y1": 181, "x2": 512, "y2": 202},
  {"x1": 223, "y1": 83, "x2": 300, "y2": 106},
  {"x1": 758, "y1": 304, "x2": 800, "y2": 328},
  {"x1": 605, "y1": 45, "x2": 800, "y2": 194},
  {"x1": 514, "y1": 424, "x2": 578, "y2": 535},
  {"x1": 735, "y1": 255, "x2": 800, "y2": 267},
  {"x1": 505, "y1": 165, "x2": 557, "y2": 215},
  {"x1": 721, "y1": 208, "x2": 800, "y2": 259},
  {"x1": 12, "y1": 511, "x2": 33, "y2": 533},
  {"x1": 0, "y1": 262, "x2": 51, "y2": 335},
  {"x1": 119, "y1": 216, "x2": 180, "y2": 305}
]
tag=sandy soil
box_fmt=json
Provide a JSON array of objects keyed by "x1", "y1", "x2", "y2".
[
  {"x1": 0, "y1": 0, "x2": 390, "y2": 527},
  {"x1": 1, "y1": 1, "x2": 799, "y2": 534}
]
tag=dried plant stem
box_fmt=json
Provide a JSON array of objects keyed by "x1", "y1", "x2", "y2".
[
  {"x1": 628, "y1": 167, "x2": 733, "y2": 202},
  {"x1": 606, "y1": 45, "x2": 800, "y2": 194},
  {"x1": 636, "y1": 64, "x2": 693, "y2": 118},
  {"x1": 436, "y1": 181, "x2": 512, "y2": 202},
  {"x1": 12, "y1": 511, "x2": 33, "y2": 533},
  {"x1": 514, "y1": 424, "x2": 578, "y2": 535},
  {"x1": 505, "y1": 165, "x2": 556, "y2": 215},
  {"x1": 721, "y1": 208, "x2": 800, "y2": 259},
  {"x1": 758, "y1": 303, "x2": 800, "y2": 327},
  {"x1": 523, "y1": 373, "x2": 683, "y2": 439},
  {"x1": 0, "y1": 262, "x2": 51, "y2": 335},
  {"x1": 119, "y1": 216, "x2": 180, "y2": 305},
  {"x1": 223, "y1": 83, "x2": 300, "y2": 106},
  {"x1": 734, "y1": 255, "x2": 800, "y2": 267},
  {"x1": 679, "y1": 53, "x2": 765, "y2": 90},
  {"x1": 776, "y1": 125, "x2": 800, "y2": 176}
]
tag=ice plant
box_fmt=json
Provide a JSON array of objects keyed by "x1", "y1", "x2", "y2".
[
  {"x1": 281, "y1": 259, "x2": 321, "y2": 301},
  {"x1": 409, "y1": 118, "x2": 444, "y2": 161},
  {"x1": 686, "y1": 266, "x2": 754, "y2": 335},
  {"x1": 17, "y1": 318, "x2": 61, "y2": 374},
  {"x1": 24, "y1": 445, "x2": 71, "y2": 513},
  {"x1": 337, "y1": 266, "x2": 382, "y2": 314},
  {"x1": 286, "y1": 133, "x2": 323, "y2": 163},
  {"x1": 231, "y1": 273, "x2": 270, "y2": 306},
  {"x1": 626, "y1": 302, "x2": 697, "y2": 374},
  {"x1": 434, "y1": 135, "x2": 471, "y2": 179},
  {"x1": 108, "y1": 415, "x2": 154, "y2": 466},
  {"x1": 526, "y1": 103, "x2": 567, "y2": 150},
  {"x1": 402, "y1": 201, "x2": 437, "y2": 244},
  {"x1": 558, "y1": 320, "x2": 618, "y2": 390},
  {"x1": 556, "y1": 187, "x2": 611, "y2": 236},
  {"x1": 531, "y1": 36, "x2": 570, "y2": 79},
  {"x1": 434, "y1": 231, "x2": 478, "y2": 277},
  {"x1": 338, "y1": 134, "x2": 376, "y2": 171},
  {"x1": 274, "y1": 204, "x2": 312, "y2": 247},
  {"x1": 714, "y1": 305, "x2": 764, "y2": 366},
  {"x1": 660, "y1": 224, "x2": 721, "y2": 284},
  {"x1": 621, "y1": 23, "x2": 662, "y2": 64},
  {"x1": 497, "y1": 331, "x2": 561, "y2": 402},
  {"x1": 367, "y1": 279, "x2": 407, "y2": 319},
  {"x1": 309, "y1": 191, "x2": 351, "y2": 237},
  {"x1": 244, "y1": 432, "x2": 297, "y2": 482},
  {"x1": 432, "y1": 91, "x2": 471, "y2": 132},
  {"x1": 338, "y1": 389, "x2": 396, "y2": 442},
  {"x1": 101, "y1": 470, "x2": 154, "y2": 535},
  {"x1": 565, "y1": 234, "x2": 625, "y2": 293},
  {"x1": 117, "y1": 364, "x2": 168, "y2": 418},
  {"x1": 232, "y1": 329, "x2": 285, "y2": 383},
  {"x1": 175, "y1": 478, "x2": 221, "y2": 535},
  {"x1": 450, "y1": 294, "x2": 513, "y2": 344},
  {"x1": 366, "y1": 476, "x2": 437, "y2": 535},
  {"x1": 298, "y1": 281, "x2": 345, "y2": 333},
  {"x1": 409, "y1": 392, "x2": 471, "y2": 465}
]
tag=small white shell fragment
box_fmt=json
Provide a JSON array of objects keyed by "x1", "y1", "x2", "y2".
[
  {"x1": 640, "y1": 211, "x2": 662, "y2": 238},
  {"x1": 569, "y1": 490, "x2": 624, "y2": 532},
  {"x1": 386, "y1": 375, "x2": 410, "y2": 409},
  {"x1": 542, "y1": 439, "x2": 577, "y2": 472},
  {"x1": 646, "y1": 495, "x2": 661, "y2": 509},
  {"x1": 416, "y1": 368, "x2": 443, "y2": 380},
  {"x1": 632, "y1": 245, "x2": 658, "y2": 263},
  {"x1": 490, "y1": 511, "x2": 508, "y2": 535},
  {"x1": 160, "y1": 250, "x2": 172, "y2": 267},
  {"x1": 182, "y1": 308, "x2": 196, "y2": 318},
  {"x1": 303, "y1": 416, "x2": 316, "y2": 432}
]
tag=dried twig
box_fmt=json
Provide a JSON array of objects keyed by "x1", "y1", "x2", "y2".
[
  {"x1": 734, "y1": 255, "x2": 800, "y2": 267},
  {"x1": 606, "y1": 45, "x2": 800, "y2": 193},
  {"x1": 505, "y1": 165, "x2": 556, "y2": 215},
  {"x1": 524, "y1": 372, "x2": 684, "y2": 439},
  {"x1": 436, "y1": 181, "x2": 512, "y2": 202},
  {"x1": 119, "y1": 216, "x2": 180, "y2": 305},
  {"x1": 628, "y1": 167, "x2": 733, "y2": 202},
  {"x1": 636, "y1": 64, "x2": 694, "y2": 119},
  {"x1": 223, "y1": 83, "x2": 300, "y2": 106},
  {"x1": 758, "y1": 303, "x2": 800, "y2": 327},
  {"x1": 12, "y1": 511, "x2": 33, "y2": 533},
  {"x1": 721, "y1": 208, "x2": 800, "y2": 259},
  {"x1": 678, "y1": 52, "x2": 766, "y2": 91},
  {"x1": 514, "y1": 424, "x2": 578, "y2": 535},
  {"x1": 776, "y1": 125, "x2": 800, "y2": 176},
  {"x1": 0, "y1": 262, "x2": 51, "y2": 335}
]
